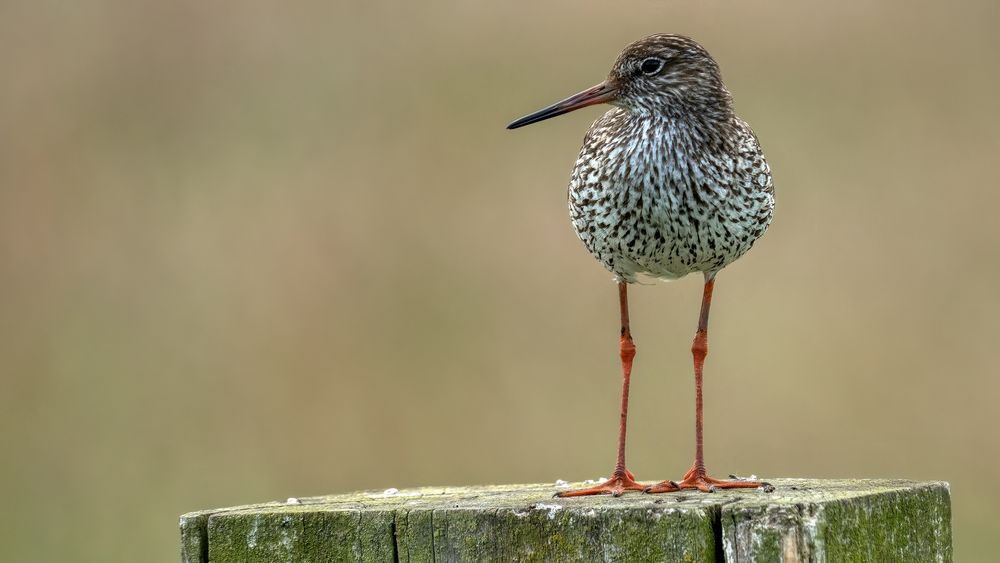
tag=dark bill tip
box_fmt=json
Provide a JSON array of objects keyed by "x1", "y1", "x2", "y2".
[{"x1": 507, "y1": 82, "x2": 617, "y2": 130}]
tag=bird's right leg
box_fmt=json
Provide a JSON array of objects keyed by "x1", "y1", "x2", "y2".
[
  {"x1": 556, "y1": 282, "x2": 645, "y2": 497},
  {"x1": 645, "y1": 274, "x2": 771, "y2": 494}
]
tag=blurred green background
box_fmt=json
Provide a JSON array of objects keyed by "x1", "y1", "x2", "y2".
[{"x1": 2, "y1": 0, "x2": 998, "y2": 560}]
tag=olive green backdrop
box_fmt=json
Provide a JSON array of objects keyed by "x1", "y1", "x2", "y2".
[{"x1": 2, "y1": 1, "x2": 997, "y2": 560}]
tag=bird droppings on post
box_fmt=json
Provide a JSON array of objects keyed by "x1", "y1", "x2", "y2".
[
  {"x1": 531, "y1": 502, "x2": 564, "y2": 520},
  {"x1": 363, "y1": 488, "x2": 422, "y2": 500},
  {"x1": 245, "y1": 516, "x2": 259, "y2": 549}
]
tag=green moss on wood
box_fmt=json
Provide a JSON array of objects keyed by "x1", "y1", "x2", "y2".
[
  {"x1": 719, "y1": 479, "x2": 952, "y2": 561},
  {"x1": 179, "y1": 512, "x2": 209, "y2": 563},
  {"x1": 822, "y1": 485, "x2": 952, "y2": 561},
  {"x1": 180, "y1": 479, "x2": 951, "y2": 562}
]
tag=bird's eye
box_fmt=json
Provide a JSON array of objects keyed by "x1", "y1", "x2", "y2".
[{"x1": 639, "y1": 57, "x2": 664, "y2": 75}]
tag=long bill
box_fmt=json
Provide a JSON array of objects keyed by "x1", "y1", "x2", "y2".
[{"x1": 507, "y1": 81, "x2": 618, "y2": 129}]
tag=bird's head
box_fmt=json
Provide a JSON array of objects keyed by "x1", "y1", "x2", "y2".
[{"x1": 508, "y1": 34, "x2": 733, "y2": 130}]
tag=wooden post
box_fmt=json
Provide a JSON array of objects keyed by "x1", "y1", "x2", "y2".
[{"x1": 180, "y1": 478, "x2": 951, "y2": 562}]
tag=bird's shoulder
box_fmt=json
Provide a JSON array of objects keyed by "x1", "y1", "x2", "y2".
[{"x1": 730, "y1": 117, "x2": 774, "y2": 196}]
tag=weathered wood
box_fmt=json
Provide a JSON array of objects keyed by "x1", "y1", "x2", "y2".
[{"x1": 180, "y1": 478, "x2": 951, "y2": 562}]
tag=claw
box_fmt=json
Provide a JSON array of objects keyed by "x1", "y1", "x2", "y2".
[{"x1": 643, "y1": 480, "x2": 680, "y2": 494}]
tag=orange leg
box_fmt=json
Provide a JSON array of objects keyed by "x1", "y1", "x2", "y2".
[
  {"x1": 557, "y1": 282, "x2": 645, "y2": 497},
  {"x1": 646, "y1": 274, "x2": 772, "y2": 495}
]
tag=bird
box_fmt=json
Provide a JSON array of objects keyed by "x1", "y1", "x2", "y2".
[{"x1": 507, "y1": 34, "x2": 775, "y2": 497}]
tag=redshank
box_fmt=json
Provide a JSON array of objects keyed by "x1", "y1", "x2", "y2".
[{"x1": 508, "y1": 34, "x2": 774, "y2": 496}]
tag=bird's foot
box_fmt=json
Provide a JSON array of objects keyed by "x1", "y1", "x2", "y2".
[
  {"x1": 645, "y1": 465, "x2": 773, "y2": 494},
  {"x1": 555, "y1": 469, "x2": 645, "y2": 497}
]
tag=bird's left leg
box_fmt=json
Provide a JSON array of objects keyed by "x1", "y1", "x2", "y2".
[
  {"x1": 646, "y1": 274, "x2": 772, "y2": 494},
  {"x1": 556, "y1": 282, "x2": 645, "y2": 497}
]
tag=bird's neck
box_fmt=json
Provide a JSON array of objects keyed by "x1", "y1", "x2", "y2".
[
  {"x1": 622, "y1": 86, "x2": 735, "y2": 135},
  {"x1": 633, "y1": 110, "x2": 739, "y2": 152}
]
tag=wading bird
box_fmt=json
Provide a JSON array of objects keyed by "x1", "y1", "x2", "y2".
[{"x1": 508, "y1": 34, "x2": 774, "y2": 496}]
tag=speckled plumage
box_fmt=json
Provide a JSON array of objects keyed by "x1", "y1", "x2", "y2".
[
  {"x1": 566, "y1": 34, "x2": 774, "y2": 283},
  {"x1": 507, "y1": 34, "x2": 777, "y2": 498}
]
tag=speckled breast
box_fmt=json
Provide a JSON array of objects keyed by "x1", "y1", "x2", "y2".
[{"x1": 568, "y1": 110, "x2": 774, "y2": 283}]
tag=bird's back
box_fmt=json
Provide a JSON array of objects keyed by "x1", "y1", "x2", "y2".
[{"x1": 569, "y1": 108, "x2": 774, "y2": 282}]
